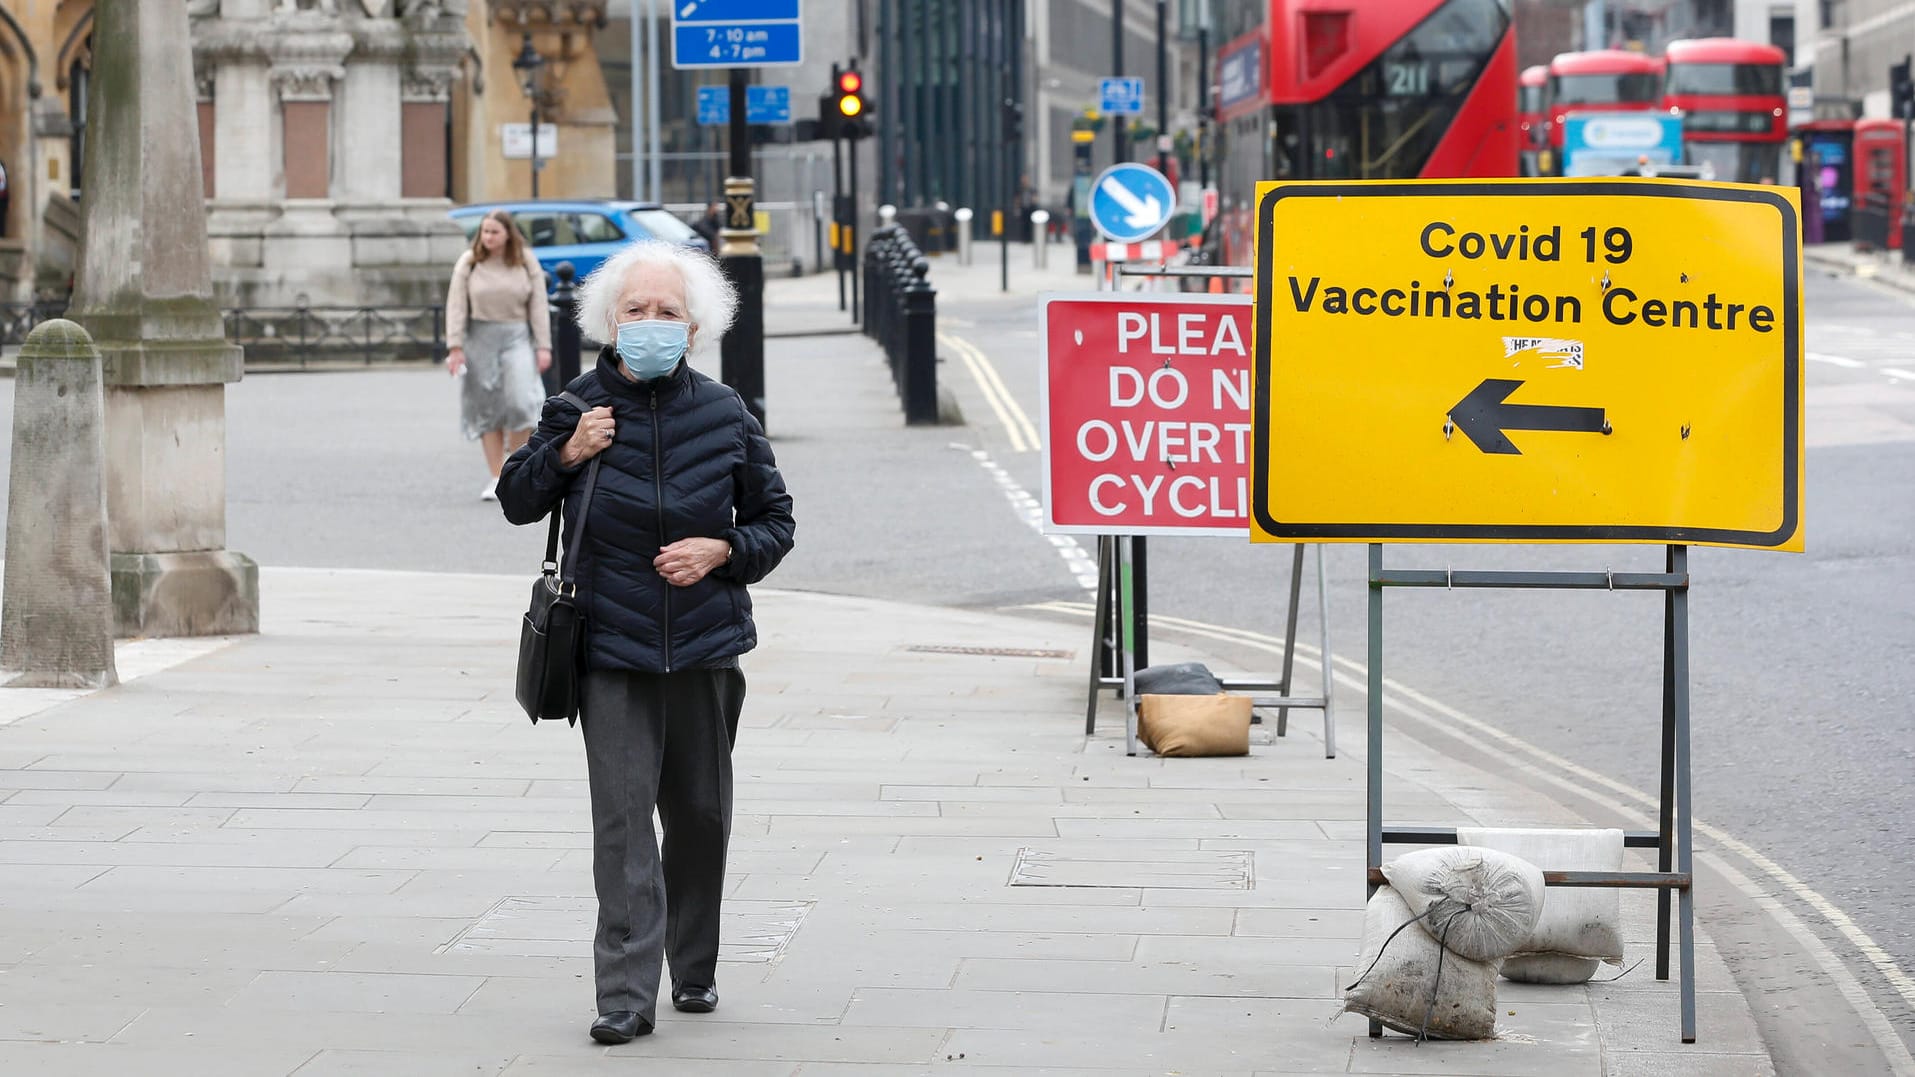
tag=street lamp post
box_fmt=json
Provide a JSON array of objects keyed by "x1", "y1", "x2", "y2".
[{"x1": 512, "y1": 34, "x2": 545, "y2": 199}]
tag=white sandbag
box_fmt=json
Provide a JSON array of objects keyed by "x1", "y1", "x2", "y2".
[
  {"x1": 1343, "y1": 885, "x2": 1499, "y2": 1041},
  {"x1": 1459, "y1": 826, "x2": 1625, "y2": 969},
  {"x1": 1381, "y1": 846, "x2": 1546, "y2": 963},
  {"x1": 1502, "y1": 954, "x2": 1604, "y2": 984}
]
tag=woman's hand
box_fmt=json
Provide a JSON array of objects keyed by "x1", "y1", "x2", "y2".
[
  {"x1": 536, "y1": 348, "x2": 553, "y2": 373},
  {"x1": 559, "y1": 406, "x2": 616, "y2": 468},
  {"x1": 446, "y1": 346, "x2": 465, "y2": 377},
  {"x1": 654, "y1": 538, "x2": 731, "y2": 588}
]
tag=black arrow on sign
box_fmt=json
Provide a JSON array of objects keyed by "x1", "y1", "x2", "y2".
[{"x1": 1449, "y1": 378, "x2": 1608, "y2": 456}]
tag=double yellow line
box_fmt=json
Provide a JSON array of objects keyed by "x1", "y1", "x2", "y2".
[{"x1": 939, "y1": 331, "x2": 1041, "y2": 452}]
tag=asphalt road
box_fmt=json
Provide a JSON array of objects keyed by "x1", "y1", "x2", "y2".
[
  {"x1": 0, "y1": 261, "x2": 1908, "y2": 1063},
  {"x1": 933, "y1": 266, "x2": 1915, "y2": 1062}
]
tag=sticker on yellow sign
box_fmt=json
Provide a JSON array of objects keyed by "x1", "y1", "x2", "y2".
[{"x1": 1251, "y1": 179, "x2": 1802, "y2": 550}]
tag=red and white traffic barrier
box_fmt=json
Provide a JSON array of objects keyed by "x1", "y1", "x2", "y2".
[{"x1": 1090, "y1": 240, "x2": 1168, "y2": 262}]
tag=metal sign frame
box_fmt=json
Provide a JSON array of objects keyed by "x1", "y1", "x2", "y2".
[
  {"x1": 1364, "y1": 542, "x2": 1698, "y2": 1043},
  {"x1": 1075, "y1": 263, "x2": 1335, "y2": 759}
]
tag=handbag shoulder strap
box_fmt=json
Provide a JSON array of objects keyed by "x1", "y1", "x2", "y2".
[
  {"x1": 563, "y1": 459, "x2": 602, "y2": 576},
  {"x1": 541, "y1": 391, "x2": 596, "y2": 572}
]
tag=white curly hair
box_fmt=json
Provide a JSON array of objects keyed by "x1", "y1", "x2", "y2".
[{"x1": 575, "y1": 241, "x2": 738, "y2": 362}]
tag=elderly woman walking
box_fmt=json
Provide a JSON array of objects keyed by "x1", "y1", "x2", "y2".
[
  {"x1": 446, "y1": 209, "x2": 553, "y2": 500},
  {"x1": 497, "y1": 241, "x2": 795, "y2": 1044}
]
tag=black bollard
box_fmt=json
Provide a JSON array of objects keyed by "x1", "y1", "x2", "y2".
[
  {"x1": 551, "y1": 261, "x2": 582, "y2": 389},
  {"x1": 902, "y1": 266, "x2": 939, "y2": 425}
]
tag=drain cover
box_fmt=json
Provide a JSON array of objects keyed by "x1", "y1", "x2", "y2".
[
  {"x1": 904, "y1": 644, "x2": 1075, "y2": 660},
  {"x1": 1009, "y1": 848, "x2": 1253, "y2": 890}
]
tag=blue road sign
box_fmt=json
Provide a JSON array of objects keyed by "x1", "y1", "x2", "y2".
[
  {"x1": 751, "y1": 86, "x2": 791, "y2": 123},
  {"x1": 696, "y1": 86, "x2": 729, "y2": 125},
  {"x1": 1099, "y1": 77, "x2": 1145, "y2": 116},
  {"x1": 672, "y1": 0, "x2": 803, "y2": 69},
  {"x1": 1560, "y1": 112, "x2": 1684, "y2": 177},
  {"x1": 696, "y1": 85, "x2": 793, "y2": 126},
  {"x1": 673, "y1": 0, "x2": 799, "y2": 17},
  {"x1": 1089, "y1": 163, "x2": 1174, "y2": 244}
]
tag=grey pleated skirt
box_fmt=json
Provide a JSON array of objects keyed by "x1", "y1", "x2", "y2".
[{"x1": 461, "y1": 320, "x2": 544, "y2": 440}]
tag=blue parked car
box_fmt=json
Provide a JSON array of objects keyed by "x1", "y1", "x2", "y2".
[{"x1": 447, "y1": 200, "x2": 709, "y2": 292}]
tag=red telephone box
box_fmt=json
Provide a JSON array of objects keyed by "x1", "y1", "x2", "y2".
[{"x1": 1853, "y1": 118, "x2": 1906, "y2": 251}]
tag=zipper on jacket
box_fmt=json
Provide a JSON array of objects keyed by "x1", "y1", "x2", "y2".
[{"x1": 652, "y1": 390, "x2": 673, "y2": 672}]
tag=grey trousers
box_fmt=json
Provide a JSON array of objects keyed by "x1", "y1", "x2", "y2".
[{"x1": 579, "y1": 667, "x2": 745, "y2": 1019}]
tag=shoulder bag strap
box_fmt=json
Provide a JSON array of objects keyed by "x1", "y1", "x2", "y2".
[
  {"x1": 541, "y1": 391, "x2": 596, "y2": 574},
  {"x1": 562, "y1": 459, "x2": 603, "y2": 581}
]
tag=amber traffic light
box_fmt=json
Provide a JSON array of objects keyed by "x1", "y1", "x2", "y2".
[{"x1": 835, "y1": 70, "x2": 866, "y2": 119}]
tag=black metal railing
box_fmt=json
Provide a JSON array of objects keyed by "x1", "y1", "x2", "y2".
[
  {"x1": 224, "y1": 305, "x2": 445, "y2": 366},
  {"x1": 0, "y1": 302, "x2": 71, "y2": 347},
  {"x1": 3, "y1": 296, "x2": 587, "y2": 372},
  {"x1": 862, "y1": 225, "x2": 939, "y2": 425}
]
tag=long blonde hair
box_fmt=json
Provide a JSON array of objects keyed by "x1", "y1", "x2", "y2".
[{"x1": 469, "y1": 209, "x2": 528, "y2": 265}]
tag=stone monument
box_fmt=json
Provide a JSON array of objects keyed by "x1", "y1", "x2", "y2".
[
  {"x1": 68, "y1": 0, "x2": 259, "y2": 638},
  {"x1": 1, "y1": 321, "x2": 119, "y2": 689},
  {"x1": 192, "y1": 0, "x2": 471, "y2": 309}
]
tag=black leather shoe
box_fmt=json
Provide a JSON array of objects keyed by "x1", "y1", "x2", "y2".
[
  {"x1": 671, "y1": 985, "x2": 719, "y2": 1013},
  {"x1": 590, "y1": 1011, "x2": 651, "y2": 1044}
]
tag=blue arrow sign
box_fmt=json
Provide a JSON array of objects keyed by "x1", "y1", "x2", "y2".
[
  {"x1": 672, "y1": 0, "x2": 803, "y2": 69},
  {"x1": 1089, "y1": 163, "x2": 1174, "y2": 244},
  {"x1": 673, "y1": 0, "x2": 800, "y2": 17},
  {"x1": 696, "y1": 85, "x2": 793, "y2": 126},
  {"x1": 1099, "y1": 77, "x2": 1145, "y2": 116}
]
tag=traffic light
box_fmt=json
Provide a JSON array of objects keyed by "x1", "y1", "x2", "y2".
[
  {"x1": 1893, "y1": 55, "x2": 1914, "y2": 121},
  {"x1": 1002, "y1": 98, "x2": 1023, "y2": 143},
  {"x1": 822, "y1": 63, "x2": 870, "y2": 140}
]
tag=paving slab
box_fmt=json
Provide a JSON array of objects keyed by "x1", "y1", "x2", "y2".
[{"x1": 0, "y1": 570, "x2": 1775, "y2": 1074}]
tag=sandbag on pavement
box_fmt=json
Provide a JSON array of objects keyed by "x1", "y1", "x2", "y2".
[
  {"x1": 1343, "y1": 885, "x2": 1499, "y2": 1041},
  {"x1": 1381, "y1": 846, "x2": 1546, "y2": 964},
  {"x1": 1133, "y1": 662, "x2": 1225, "y2": 695},
  {"x1": 1459, "y1": 826, "x2": 1626, "y2": 983}
]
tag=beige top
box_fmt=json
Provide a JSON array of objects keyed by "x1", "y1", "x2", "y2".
[{"x1": 445, "y1": 250, "x2": 552, "y2": 351}]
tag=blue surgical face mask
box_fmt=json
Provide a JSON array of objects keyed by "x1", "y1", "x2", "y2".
[{"x1": 614, "y1": 319, "x2": 689, "y2": 380}]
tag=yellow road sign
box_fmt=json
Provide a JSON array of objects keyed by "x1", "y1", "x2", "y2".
[{"x1": 1251, "y1": 179, "x2": 1803, "y2": 550}]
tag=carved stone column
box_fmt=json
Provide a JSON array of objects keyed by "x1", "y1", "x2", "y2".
[
  {"x1": 267, "y1": 53, "x2": 347, "y2": 199},
  {"x1": 68, "y1": 0, "x2": 258, "y2": 638},
  {"x1": 401, "y1": 67, "x2": 456, "y2": 199}
]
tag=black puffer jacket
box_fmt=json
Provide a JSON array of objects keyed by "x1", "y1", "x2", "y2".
[{"x1": 498, "y1": 350, "x2": 795, "y2": 673}]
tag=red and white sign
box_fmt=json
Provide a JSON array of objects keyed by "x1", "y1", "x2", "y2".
[
  {"x1": 1089, "y1": 240, "x2": 1170, "y2": 262},
  {"x1": 1040, "y1": 293, "x2": 1254, "y2": 537}
]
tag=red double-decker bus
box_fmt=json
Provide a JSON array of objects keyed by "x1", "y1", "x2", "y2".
[
  {"x1": 1543, "y1": 49, "x2": 1663, "y2": 170},
  {"x1": 1662, "y1": 38, "x2": 1787, "y2": 184},
  {"x1": 1519, "y1": 64, "x2": 1548, "y2": 174},
  {"x1": 1210, "y1": 0, "x2": 1519, "y2": 265}
]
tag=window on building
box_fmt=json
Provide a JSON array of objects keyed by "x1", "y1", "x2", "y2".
[
  {"x1": 1771, "y1": 12, "x2": 1796, "y2": 68},
  {"x1": 1819, "y1": 0, "x2": 1839, "y2": 31}
]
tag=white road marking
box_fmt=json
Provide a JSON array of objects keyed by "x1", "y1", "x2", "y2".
[
  {"x1": 1024, "y1": 601, "x2": 1915, "y2": 1072},
  {"x1": 957, "y1": 444, "x2": 1096, "y2": 592},
  {"x1": 1808, "y1": 351, "x2": 1867, "y2": 368},
  {"x1": 941, "y1": 331, "x2": 1041, "y2": 453},
  {"x1": 1884, "y1": 368, "x2": 1915, "y2": 382}
]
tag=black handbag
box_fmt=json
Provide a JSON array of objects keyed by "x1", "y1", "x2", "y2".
[{"x1": 516, "y1": 394, "x2": 602, "y2": 726}]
